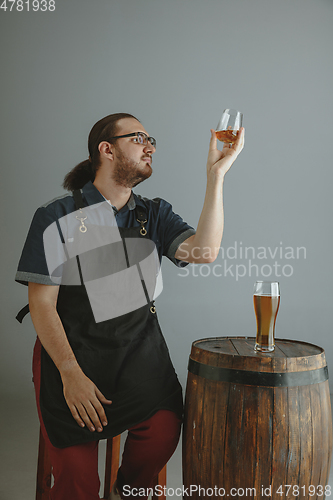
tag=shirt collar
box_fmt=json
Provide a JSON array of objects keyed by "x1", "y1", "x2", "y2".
[{"x1": 81, "y1": 181, "x2": 136, "y2": 212}]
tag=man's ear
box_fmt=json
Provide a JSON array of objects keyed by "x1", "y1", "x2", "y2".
[{"x1": 98, "y1": 141, "x2": 113, "y2": 158}]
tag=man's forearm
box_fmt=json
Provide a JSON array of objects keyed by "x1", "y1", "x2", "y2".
[
  {"x1": 29, "y1": 284, "x2": 81, "y2": 378},
  {"x1": 176, "y1": 174, "x2": 224, "y2": 263},
  {"x1": 31, "y1": 305, "x2": 80, "y2": 374}
]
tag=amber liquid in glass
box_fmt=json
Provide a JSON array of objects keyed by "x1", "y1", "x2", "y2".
[
  {"x1": 254, "y1": 295, "x2": 280, "y2": 352},
  {"x1": 215, "y1": 130, "x2": 239, "y2": 143}
]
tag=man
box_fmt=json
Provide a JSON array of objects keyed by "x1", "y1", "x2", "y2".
[{"x1": 16, "y1": 113, "x2": 244, "y2": 500}]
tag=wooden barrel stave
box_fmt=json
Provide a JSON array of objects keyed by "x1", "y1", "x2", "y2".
[{"x1": 271, "y1": 386, "x2": 289, "y2": 495}]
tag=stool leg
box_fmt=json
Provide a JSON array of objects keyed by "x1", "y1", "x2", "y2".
[
  {"x1": 103, "y1": 435, "x2": 167, "y2": 500},
  {"x1": 103, "y1": 435, "x2": 121, "y2": 499},
  {"x1": 36, "y1": 428, "x2": 52, "y2": 500},
  {"x1": 151, "y1": 465, "x2": 167, "y2": 500}
]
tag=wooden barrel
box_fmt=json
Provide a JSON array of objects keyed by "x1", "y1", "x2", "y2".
[{"x1": 183, "y1": 337, "x2": 332, "y2": 500}]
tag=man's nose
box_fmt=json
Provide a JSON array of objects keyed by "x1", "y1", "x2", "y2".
[{"x1": 143, "y1": 142, "x2": 156, "y2": 154}]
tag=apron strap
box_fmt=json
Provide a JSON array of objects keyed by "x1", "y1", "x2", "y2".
[
  {"x1": 16, "y1": 304, "x2": 30, "y2": 323},
  {"x1": 133, "y1": 203, "x2": 153, "y2": 307},
  {"x1": 135, "y1": 205, "x2": 147, "y2": 220},
  {"x1": 135, "y1": 205, "x2": 148, "y2": 236},
  {"x1": 73, "y1": 189, "x2": 84, "y2": 210}
]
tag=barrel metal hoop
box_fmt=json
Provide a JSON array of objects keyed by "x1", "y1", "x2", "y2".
[{"x1": 188, "y1": 358, "x2": 329, "y2": 387}]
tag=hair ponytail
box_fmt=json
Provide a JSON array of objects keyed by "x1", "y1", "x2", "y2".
[
  {"x1": 62, "y1": 112, "x2": 138, "y2": 192},
  {"x1": 62, "y1": 159, "x2": 94, "y2": 191}
]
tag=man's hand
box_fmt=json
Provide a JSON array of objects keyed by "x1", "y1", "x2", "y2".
[
  {"x1": 206, "y1": 127, "x2": 245, "y2": 180},
  {"x1": 61, "y1": 364, "x2": 112, "y2": 432}
]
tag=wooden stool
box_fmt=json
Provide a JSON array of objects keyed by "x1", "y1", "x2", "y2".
[{"x1": 36, "y1": 428, "x2": 167, "y2": 500}]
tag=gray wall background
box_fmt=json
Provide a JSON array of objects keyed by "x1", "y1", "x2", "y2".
[{"x1": 1, "y1": 0, "x2": 332, "y2": 493}]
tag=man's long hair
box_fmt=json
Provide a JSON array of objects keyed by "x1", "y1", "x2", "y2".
[{"x1": 62, "y1": 113, "x2": 138, "y2": 191}]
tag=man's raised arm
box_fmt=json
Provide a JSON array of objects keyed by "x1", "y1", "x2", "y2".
[{"x1": 175, "y1": 127, "x2": 245, "y2": 264}]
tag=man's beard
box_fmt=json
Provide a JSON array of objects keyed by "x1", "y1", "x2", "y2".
[{"x1": 111, "y1": 147, "x2": 152, "y2": 188}]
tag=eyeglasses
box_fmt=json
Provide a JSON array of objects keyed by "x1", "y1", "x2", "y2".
[{"x1": 109, "y1": 132, "x2": 156, "y2": 149}]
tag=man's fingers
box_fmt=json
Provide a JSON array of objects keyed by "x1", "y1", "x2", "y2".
[
  {"x1": 63, "y1": 376, "x2": 112, "y2": 431},
  {"x1": 75, "y1": 402, "x2": 103, "y2": 432},
  {"x1": 70, "y1": 400, "x2": 108, "y2": 432},
  {"x1": 75, "y1": 403, "x2": 97, "y2": 431},
  {"x1": 209, "y1": 129, "x2": 217, "y2": 149},
  {"x1": 95, "y1": 387, "x2": 112, "y2": 406},
  {"x1": 236, "y1": 127, "x2": 245, "y2": 150},
  {"x1": 79, "y1": 393, "x2": 111, "y2": 432},
  {"x1": 229, "y1": 128, "x2": 244, "y2": 155},
  {"x1": 84, "y1": 401, "x2": 107, "y2": 432},
  {"x1": 95, "y1": 388, "x2": 112, "y2": 426},
  {"x1": 70, "y1": 405, "x2": 86, "y2": 428}
]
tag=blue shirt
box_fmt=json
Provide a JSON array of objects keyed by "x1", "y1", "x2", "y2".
[{"x1": 15, "y1": 181, "x2": 195, "y2": 286}]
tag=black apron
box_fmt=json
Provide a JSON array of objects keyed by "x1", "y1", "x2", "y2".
[{"x1": 21, "y1": 191, "x2": 183, "y2": 448}]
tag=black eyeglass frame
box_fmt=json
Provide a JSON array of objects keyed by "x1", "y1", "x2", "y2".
[{"x1": 109, "y1": 132, "x2": 156, "y2": 148}]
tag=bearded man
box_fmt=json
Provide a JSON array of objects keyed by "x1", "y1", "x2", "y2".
[{"x1": 15, "y1": 112, "x2": 244, "y2": 500}]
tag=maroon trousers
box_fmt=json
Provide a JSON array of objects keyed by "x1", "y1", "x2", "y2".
[{"x1": 33, "y1": 338, "x2": 182, "y2": 500}]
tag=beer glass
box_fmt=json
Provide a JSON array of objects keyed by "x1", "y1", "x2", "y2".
[
  {"x1": 253, "y1": 281, "x2": 280, "y2": 352},
  {"x1": 216, "y1": 109, "x2": 243, "y2": 144}
]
